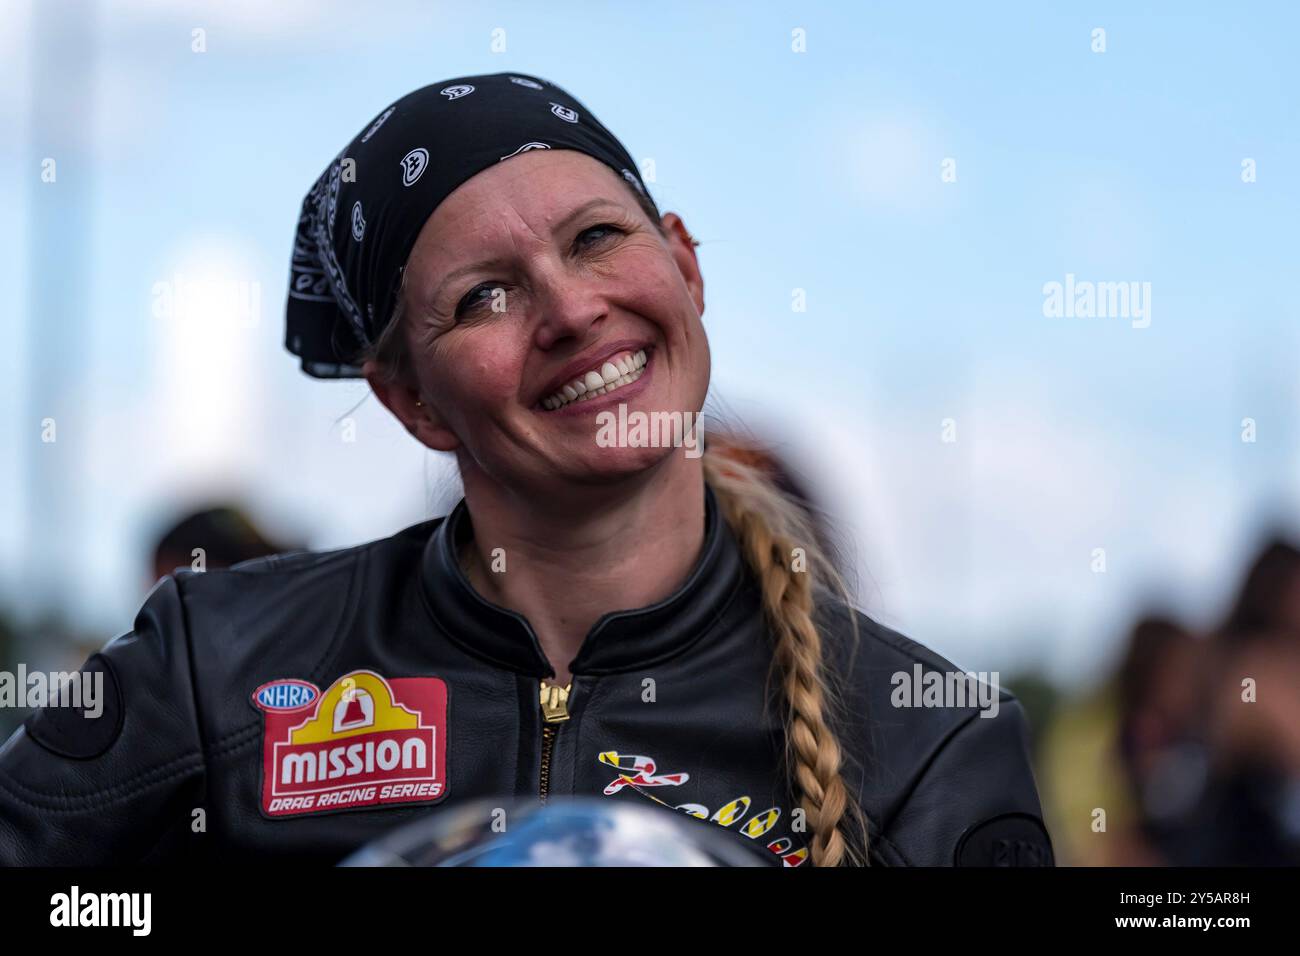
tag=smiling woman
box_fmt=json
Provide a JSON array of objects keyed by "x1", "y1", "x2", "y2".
[{"x1": 0, "y1": 72, "x2": 1051, "y2": 868}]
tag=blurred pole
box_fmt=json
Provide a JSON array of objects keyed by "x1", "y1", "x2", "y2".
[{"x1": 23, "y1": 0, "x2": 97, "y2": 634}]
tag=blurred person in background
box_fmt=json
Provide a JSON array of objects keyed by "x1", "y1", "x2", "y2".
[
  {"x1": 1218, "y1": 539, "x2": 1300, "y2": 636},
  {"x1": 1041, "y1": 538, "x2": 1300, "y2": 865},
  {"x1": 1191, "y1": 539, "x2": 1300, "y2": 864},
  {"x1": 149, "y1": 504, "x2": 300, "y2": 582},
  {"x1": 1039, "y1": 615, "x2": 1206, "y2": 866},
  {"x1": 1113, "y1": 617, "x2": 1211, "y2": 865}
]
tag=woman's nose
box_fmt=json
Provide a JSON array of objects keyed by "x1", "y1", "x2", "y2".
[{"x1": 530, "y1": 265, "x2": 607, "y2": 350}]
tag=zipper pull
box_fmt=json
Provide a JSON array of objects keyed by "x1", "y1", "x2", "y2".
[{"x1": 539, "y1": 681, "x2": 572, "y2": 723}]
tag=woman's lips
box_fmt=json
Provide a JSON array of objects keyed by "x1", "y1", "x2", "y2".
[
  {"x1": 536, "y1": 349, "x2": 653, "y2": 415},
  {"x1": 538, "y1": 348, "x2": 650, "y2": 411}
]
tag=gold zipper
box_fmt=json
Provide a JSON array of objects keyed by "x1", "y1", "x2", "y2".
[{"x1": 538, "y1": 681, "x2": 571, "y2": 803}]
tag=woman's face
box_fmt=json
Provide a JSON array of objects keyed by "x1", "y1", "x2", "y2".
[{"x1": 367, "y1": 149, "x2": 709, "y2": 494}]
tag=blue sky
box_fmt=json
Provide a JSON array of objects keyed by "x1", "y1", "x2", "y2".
[{"x1": 2, "y1": 0, "x2": 1297, "y2": 685}]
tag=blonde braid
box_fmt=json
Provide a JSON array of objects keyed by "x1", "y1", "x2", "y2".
[{"x1": 703, "y1": 444, "x2": 869, "y2": 866}]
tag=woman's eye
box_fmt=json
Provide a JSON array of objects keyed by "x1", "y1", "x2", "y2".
[
  {"x1": 575, "y1": 222, "x2": 625, "y2": 249},
  {"x1": 456, "y1": 283, "x2": 499, "y2": 317},
  {"x1": 453, "y1": 224, "x2": 624, "y2": 316}
]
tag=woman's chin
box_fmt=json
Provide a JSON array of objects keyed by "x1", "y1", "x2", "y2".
[{"x1": 549, "y1": 441, "x2": 690, "y2": 486}]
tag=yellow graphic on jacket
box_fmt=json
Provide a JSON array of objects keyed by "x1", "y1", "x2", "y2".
[{"x1": 597, "y1": 750, "x2": 809, "y2": 866}]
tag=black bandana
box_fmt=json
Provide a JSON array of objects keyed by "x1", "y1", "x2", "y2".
[{"x1": 285, "y1": 72, "x2": 657, "y2": 378}]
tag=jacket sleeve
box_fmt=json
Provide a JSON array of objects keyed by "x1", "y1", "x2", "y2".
[
  {"x1": 877, "y1": 696, "x2": 1055, "y2": 866},
  {"x1": 0, "y1": 576, "x2": 208, "y2": 865}
]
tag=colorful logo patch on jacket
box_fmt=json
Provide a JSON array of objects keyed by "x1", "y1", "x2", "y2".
[
  {"x1": 251, "y1": 671, "x2": 448, "y2": 818},
  {"x1": 597, "y1": 750, "x2": 808, "y2": 866},
  {"x1": 597, "y1": 752, "x2": 689, "y2": 793}
]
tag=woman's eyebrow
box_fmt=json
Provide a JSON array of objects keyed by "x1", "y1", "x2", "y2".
[
  {"x1": 553, "y1": 196, "x2": 624, "y2": 232},
  {"x1": 432, "y1": 196, "x2": 625, "y2": 300}
]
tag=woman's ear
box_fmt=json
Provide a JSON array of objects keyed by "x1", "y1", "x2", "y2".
[
  {"x1": 362, "y1": 360, "x2": 462, "y2": 453},
  {"x1": 660, "y1": 212, "x2": 705, "y2": 318}
]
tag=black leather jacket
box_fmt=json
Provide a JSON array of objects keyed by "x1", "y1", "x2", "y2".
[{"x1": 0, "y1": 487, "x2": 1053, "y2": 866}]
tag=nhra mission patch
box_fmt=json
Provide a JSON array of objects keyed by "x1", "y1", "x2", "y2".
[{"x1": 250, "y1": 670, "x2": 449, "y2": 818}]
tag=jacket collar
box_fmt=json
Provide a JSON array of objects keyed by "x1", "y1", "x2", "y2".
[{"x1": 420, "y1": 484, "x2": 746, "y2": 678}]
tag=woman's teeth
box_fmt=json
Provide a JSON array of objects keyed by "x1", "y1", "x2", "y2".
[{"x1": 541, "y1": 349, "x2": 648, "y2": 410}]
